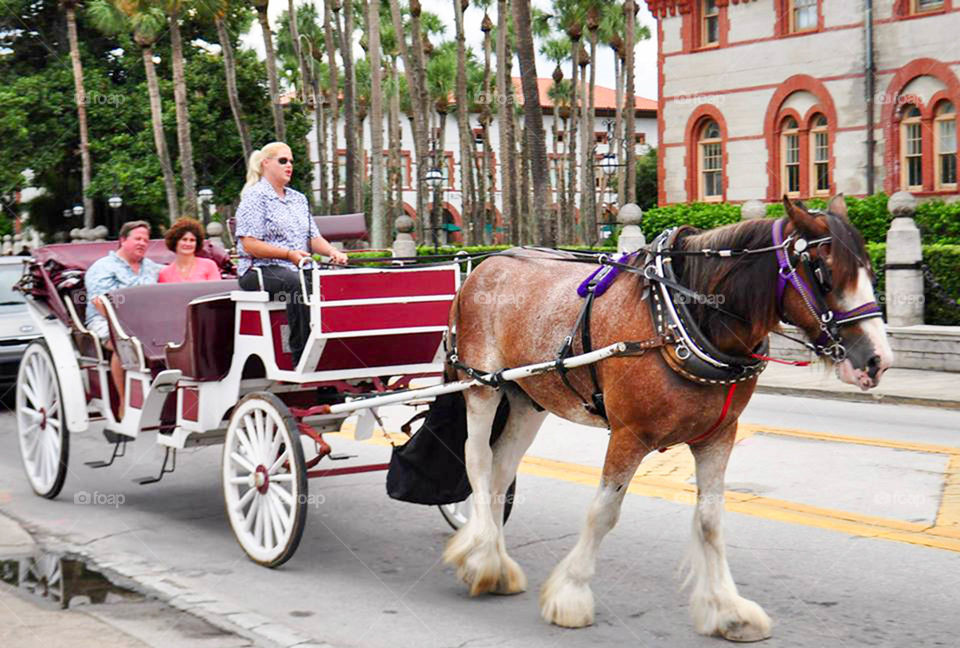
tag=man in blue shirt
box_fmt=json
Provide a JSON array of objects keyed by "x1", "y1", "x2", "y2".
[{"x1": 85, "y1": 220, "x2": 162, "y2": 418}]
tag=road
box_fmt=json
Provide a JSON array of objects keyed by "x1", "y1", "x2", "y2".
[{"x1": 1, "y1": 393, "x2": 959, "y2": 648}]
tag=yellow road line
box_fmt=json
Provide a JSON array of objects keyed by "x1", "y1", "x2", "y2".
[
  {"x1": 334, "y1": 420, "x2": 960, "y2": 552},
  {"x1": 740, "y1": 423, "x2": 960, "y2": 456}
]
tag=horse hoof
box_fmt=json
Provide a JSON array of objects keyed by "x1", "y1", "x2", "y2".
[
  {"x1": 492, "y1": 556, "x2": 527, "y2": 595},
  {"x1": 720, "y1": 620, "x2": 772, "y2": 643},
  {"x1": 539, "y1": 576, "x2": 594, "y2": 628},
  {"x1": 458, "y1": 545, "x2": 502, "y2": 596}
]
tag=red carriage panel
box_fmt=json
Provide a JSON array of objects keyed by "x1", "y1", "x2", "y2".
[
  {"x1": 319, "y1": 301, "x2": 451, "y2": 333},
  {"x1": 318, "y1": 269, "x2": 456, "y2": 301}
]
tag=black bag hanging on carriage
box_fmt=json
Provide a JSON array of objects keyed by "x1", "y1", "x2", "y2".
[{"x1": 386, "y1": 392, "x2": 509, "y2": 506}]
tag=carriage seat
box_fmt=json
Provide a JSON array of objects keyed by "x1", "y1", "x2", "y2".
[
  {"x1": 104, "y1": 280, "x2": 239, "y2": 373},
  {"x1": 228, "y1": 213, "x2": 368, "y2": 243},
  {"x1": 165, "y1": 292, "x2": 237, "y2": 381}
]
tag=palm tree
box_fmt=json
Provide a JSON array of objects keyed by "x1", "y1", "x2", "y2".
[
  {"x1": 452, "y1": 0, "x2": 475, "y2": 245},
  {"x1": 541, "y1": 35, "x2": 571, "y2": 241},
  {"x1": 426, "y1": 41, "x2": 456, "y2": 243},
  {"x1": 552, "y1": 0, "x2": 584, "y2": 243},
  {"x1": 203, "y1": 0, "x2": 253, "y2": 162},
  {"x1": 365, "y1": 0, "x2": 385, "y2": 246},
  {"x1": 474, "y1": 0, "x2": 493, "y2": 244},
  {"x1": 251, "y1": 0, "x2": 285, "y2": 140},
  {"x1": 61, "y1": 0, "x2": 94, "y2": 228},
  {"x1": 324, "y1": 0, "x2": 340, "y2": 210},
  {"x1": 164, "y1": 0, "x2": 197, "y2": 217},
  {"x1": 495, "y1": 0, "x2": 518, "y2": 244},
  {"x1": 624, "y1": 0, "x2": 642, "y2": 203},
  {"x1": 511, "y1": 0, "x2": 549, "y2": 245},
  {"x1": 333, "y1": 0, "x2": 359, "y2": 212},
  {"x1": 88, "y1": 0, "x2": 179, "y2": 222}
]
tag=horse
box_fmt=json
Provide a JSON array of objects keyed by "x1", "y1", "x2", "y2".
[{"x1": 441, "y1": 195, "x2": 893, "y2": 641}]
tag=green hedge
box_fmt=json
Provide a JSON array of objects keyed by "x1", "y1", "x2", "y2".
[
  {"x1": 637, "y1": 195, "x2": 960, "y2": 246},
  {"x1": 867, "y1": 243, "x2": 960, "y2": 326}
]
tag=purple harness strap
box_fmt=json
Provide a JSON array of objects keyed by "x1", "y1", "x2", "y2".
[{"x1": 576, "y1": 252, "x2": 636, "y2": 298}]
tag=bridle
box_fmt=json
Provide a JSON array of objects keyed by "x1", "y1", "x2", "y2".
[{"x1": 771, "y1": 216, "x2": 883, "y2": 362}]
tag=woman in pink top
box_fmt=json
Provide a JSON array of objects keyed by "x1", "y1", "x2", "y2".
[{"x1": 158, "y1": 218, "x2": 222, "y2": 283}]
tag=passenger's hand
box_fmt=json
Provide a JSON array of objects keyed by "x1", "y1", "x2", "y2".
[{"x1": 329, "y1": 250, "x2": 349, "y2": 265}]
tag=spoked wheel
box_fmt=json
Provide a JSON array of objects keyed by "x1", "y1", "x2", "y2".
[
  {"x1": 222, "y1": 392, "x2": 307, "y2": 568},
  {"x1": 16, "y1": 341, "x2": 69, "y2": 499},
  {"x1": 439, "y1": 479, "x2": 516, "y2": 531}
]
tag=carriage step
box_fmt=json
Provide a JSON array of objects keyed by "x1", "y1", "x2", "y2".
[
  {"x1": 134, "y1": 448, "x2": 176, "y2": 485},
  {"x1": 328, "y1": 453, "x2": 356, "y2": 461},
  {"x1": 85, "y1": 437, "x2": 128, "y2": 469}
]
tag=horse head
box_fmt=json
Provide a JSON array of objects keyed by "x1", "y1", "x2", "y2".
[{"x1": 780, "y1": 195, "x2": 894, "y2": 390}]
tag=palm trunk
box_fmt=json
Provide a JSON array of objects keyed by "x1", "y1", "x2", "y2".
[
  {"x1": 335, "y1": 4, "x2": 358, "y2": 213},
  {"x1": 215, "y1": 17, "x2": 253, "y2": 162},
  {"x1": 368, "y1": 0, "x2": 385, "y2": 247},
  {"x1": 287, "y1": 0, "x2": 311, "y2": 104},
  {"x1": 409, "y1": 2, "x2": 430, "y2": 240},
  {"x1": 257, "y1": 3, "x2": 286, "y2": 141},
  {"x1": 512, "y1": 0, "x2": 550, "y2": 246},
  {"x1": 566, "y1": 44, "x2": 579, "y2": 244},
  {"x1": 324, "y1": 1, "x2": 339, "y2": 209},
  {"x1": 314, "y1": 73, "x2": 326, "y2": 210},
  {"x1": 169, "y1": 12, "x2": 197, "y2": 217},
  {"x1": 453, "y1": 0, "x2": 474, "y2": 246},
  {"x1": 519, "y1": 119, "x2": 531, "y2": 242},
  {"x1": 142, "y1": 45, "x2": 179, "y2": 223},
  {"x1": 388, "y1": 60, "x2": 402, "y2": 230},
  {"x1": 496, "y1": 0, "x2": 518, "y2": 244},
  {"x1": 624, "y1": 0, "x2": 638, "y2": 202},
  {"x1": 614, "y1": 51, "x2": 625, "y2": 207},
  {"x1": 583, "y1": 34, "x2": 598, "y2": 245},
  {"x1": 65, "y1": 4, "x2": 93, "y2": 228}
]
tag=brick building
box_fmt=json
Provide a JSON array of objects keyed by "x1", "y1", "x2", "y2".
[{"x1": 647, "y1": 0, "x2": 959, "y2": 205}]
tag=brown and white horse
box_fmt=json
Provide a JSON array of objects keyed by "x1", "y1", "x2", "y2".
[{"x1": 442, "y1": 196, "x2": 893, "y2": 641}]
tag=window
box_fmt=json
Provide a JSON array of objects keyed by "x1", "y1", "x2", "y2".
[
  {"x1": 810, "y1": 114, "x2": 830, "y2": 194},
  {"x1": 702, "y1": 0, "x2": 719, "y2": 46},
  {"x1": 781, "y1": 117, "x2": 800, "y2": 196},
  {"x1": 901, "y1": 105, "x2": 924, "y2": 189},
  {"x1": 790, "y1": 0, "x2": 818, "y2": 32},
  {"x1": 699, "y1": 120, "x2": 723, "y2": 201},
  {"x1": 935, "y1": 101, "x2": 957, "y2": 189},
  {"x1": 914, "y1": 0, "x2": 945, "y2": 13}
]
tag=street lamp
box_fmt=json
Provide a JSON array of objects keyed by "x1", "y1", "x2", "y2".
[
  {"x1": 599, "y1": 153, "x2": 619, "y2": 177},
  {"x1": 108, "y1": 193, "x2": 122, "y2": 238},
  {"x1": 425, "y1": 167, "x2": 444, "y2": 190},
  {"x1": 424, "y1": 167, "x2": 445, "y2": 251},
  {"x1": 198, "y1": 186, "x2": 214, "y2": 226},
  {"x1": 72, "y1": 203, "x2": 84, "y2": 217},
  {"x1": 62, "y1": 208, "x2": 72, "y2": 219}
]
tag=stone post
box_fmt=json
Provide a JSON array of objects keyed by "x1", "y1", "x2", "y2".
[
  {"x1": 12, "y1": 232, "x2": 23, "y2": 255},
  {"x1": 741, "y1": 199, "x2": 766, "y2": 220},
  {"x1": 392, "y1": 214, "x2": 417, "y2": 259},
  {"x1": 92, "y1": 225, "x2": 108, "y2": 242},
  {"x1": 617, "y1": 203, "x2": 645, "y2": 254},
  {"x1": 885, "y1": 191, "x2": 924, "y2": 327},
  {"x1": 1, "y1": 235, "x2": 11, "y2": 255},
  {"x1": 206, "y1": 221, "x2": 225, "y2": 249}
]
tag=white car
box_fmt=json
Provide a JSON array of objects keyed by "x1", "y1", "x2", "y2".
[{"x1": 0, "y1": 256, "x2": 41, "y2": 385}]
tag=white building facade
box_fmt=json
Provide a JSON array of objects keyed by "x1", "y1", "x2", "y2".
[{"x1": 648, "y1": 0, "x2": 960, "y2": 204}]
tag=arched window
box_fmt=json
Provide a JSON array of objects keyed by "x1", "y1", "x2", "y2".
[
  {"x1": 810, "y1": 114, "x2": 830, "y2": 195},
  {"x1": 781, "y1": 116, "x2": 800, "y2": 196},
  {"x1": 935, "y1": 101, "x2": 957, "y2": 189},
  {"x1": 699, "y1": 119, "x2": 723, "y2": 201},
  {"x1": 901, "y1": 105, "x2": 924, "y2": 190}
]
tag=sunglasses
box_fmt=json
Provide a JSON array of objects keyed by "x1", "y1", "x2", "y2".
[{"x1": 275, "y1": 157, "x2": 293, "y2": 165}]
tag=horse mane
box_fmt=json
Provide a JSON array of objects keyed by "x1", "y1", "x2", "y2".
[
  {"x1": 675, "y1": 219, "x2": 781, "y2": 347},
  {"x1": 824, "y1": 211, "x2": 871, "y2": 292}
]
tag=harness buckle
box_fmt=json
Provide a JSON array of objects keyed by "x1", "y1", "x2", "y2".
[{"x1": 675, "y1": 343, "x2": 691, "y2": 361}]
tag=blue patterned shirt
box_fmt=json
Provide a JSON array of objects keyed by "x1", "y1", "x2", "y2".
[
  {"x1": 84, "y1": 251, "x2": 162, "y2": 328},
  {"x1": 234, "y1": 178, "x2": 320, "y2": 276}
]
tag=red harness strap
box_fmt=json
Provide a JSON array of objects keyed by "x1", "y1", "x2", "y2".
[
  {"x1": 750, "y1": 353, "x2": 811, "y2": 366},
  {"x1": 658, "y1": 383, "x2": 738, "y2": 453}
]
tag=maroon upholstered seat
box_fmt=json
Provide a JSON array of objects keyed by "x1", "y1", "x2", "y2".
[
  {"x1": 33, "y1": 240, "x2": 234, "y2": 275},
  {"x1": 228, "y1": 213, "x2": 368, "y2": 242},
  {"x1": 105, "y1": 280, "x2": 239, "y2": 371},
  {"x1": 165, "y1": 293, "x2": 237, "y2": 381}
]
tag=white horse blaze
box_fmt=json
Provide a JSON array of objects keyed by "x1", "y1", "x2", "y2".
[{"x1": 836, "y1": 268, "x2": 894, "y2": 389}]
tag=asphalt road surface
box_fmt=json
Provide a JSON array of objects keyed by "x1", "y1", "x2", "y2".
[{"x1": 1, "y1": 393, "x2": 959, "y2": 648}]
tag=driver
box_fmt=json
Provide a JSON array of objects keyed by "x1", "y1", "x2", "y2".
[{"x1": 235, "y1": 142, "x2": 347, "y2": 368}]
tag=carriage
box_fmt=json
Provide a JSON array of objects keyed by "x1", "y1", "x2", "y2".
[{"x1": 12, "y1": 239, "x2": 619, "y2": 567}]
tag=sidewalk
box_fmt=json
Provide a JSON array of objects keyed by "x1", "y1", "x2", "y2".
[
  {"x1": 757, "y1": 363, "x2": 960, "y2": 409},
  {"x1": 0, "y1": 513, "x2": 152, "y2": 648}
]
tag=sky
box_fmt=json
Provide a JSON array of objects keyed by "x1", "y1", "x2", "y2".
[{"x1": 241, "y1": 0, "x2": 660, "y2": 100}]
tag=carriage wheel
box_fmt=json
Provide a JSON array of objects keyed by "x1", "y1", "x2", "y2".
[
  {"x1": 222, "y1": 392, "x2": 307, "y2": 568},
  {"x1": 16, "y1": 341, "x2": 69, "y2": 499},
  {"x1": 439, "y1": 479, "x2": 516, "y2": 531}
]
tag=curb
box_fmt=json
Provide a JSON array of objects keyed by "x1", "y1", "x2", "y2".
[
  {"x1": 755, "y1": 385, "x2": 960, "y2": 410},
  {"x1": 0, "y1": 509, "x2": 335, "y2": 648}
]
